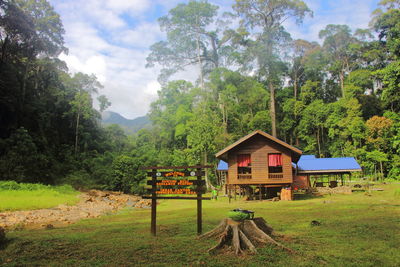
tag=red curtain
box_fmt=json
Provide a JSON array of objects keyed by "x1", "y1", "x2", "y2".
[
  {"x1": 268, "y1": 154, "x2": 282, "y2": 167},
  {"x1": 237, "y1": 154, "x2": 251, "y2": 167}
]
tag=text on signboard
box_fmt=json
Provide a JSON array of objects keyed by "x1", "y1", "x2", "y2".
[{"x1": 156, "y1": 188, "x2": 197, "y2": 195}]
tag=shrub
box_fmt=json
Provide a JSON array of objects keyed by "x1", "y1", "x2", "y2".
[
  {"x1": 109, "y1": 155, "x2": 145, "y2": 193},
  {"x1": 60, "y1": 170, "x2": 95, "y2": 190},
  {"x1": 0, "y1": 181, "x2": 77, "y2": 194}
]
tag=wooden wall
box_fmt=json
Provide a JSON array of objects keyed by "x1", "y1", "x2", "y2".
[{"x1": 227, "y1": 134, "x2": 293, "y2": 185}]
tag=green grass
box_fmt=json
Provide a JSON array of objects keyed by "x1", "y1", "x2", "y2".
[
  {"x1": 1, "y1": 183, "x2": 400, "y2": 266},
  {"x1": 0, "y1": 181, "x2": 79, "y2": 212}
]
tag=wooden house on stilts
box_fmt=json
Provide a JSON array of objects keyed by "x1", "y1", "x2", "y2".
[
  {"x1": 216, "y1": 130, "x2": 362, "y2": 201},
  {"x1": 216, "y1": 130, "x2": 302, "y2": 200}
]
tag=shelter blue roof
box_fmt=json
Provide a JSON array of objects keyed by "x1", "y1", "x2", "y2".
[
  {"x1": 219, "y1": 156, "x2": 361, "y2": 173},
  {"x1": 297, "y1": 155, "x2": 361, "y2": 173},
  {"x1": 299, "y1": 155, "x2": 316, "y2": 160},
  {"x1": 217, "y1": 160, "x2": 228, "y2": 171}
]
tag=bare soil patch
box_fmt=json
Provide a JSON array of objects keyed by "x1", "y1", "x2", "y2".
[{"x1": 0, "y1": 190, "x2": 150, "y2": 230}]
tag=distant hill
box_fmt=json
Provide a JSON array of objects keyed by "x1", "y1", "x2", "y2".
[{"x1": 101, "y1": 111, "x2": 152, "y2": 134}]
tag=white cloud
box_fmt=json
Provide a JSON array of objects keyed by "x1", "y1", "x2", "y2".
[
  {"x1": 285, "y1": 0, "x2": 379, "y2": 42},
  {"x1": 59, "y1": 53, "x2": 107, "y2": 84},
  {"x1": 50, "y1": 0, "x2": 380, "y2": 119},
  {"x1": 105, "y1": 0, "x2": 150, "y2": 14},
  {"x1": 114, "y1": 22, "x2": 163, "y2": 48},
  {"x1": 50, "y1": 0, "x2": 163, "y2": 119}
]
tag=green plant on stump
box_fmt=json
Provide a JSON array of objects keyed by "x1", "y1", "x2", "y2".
[
  {"x1": 227, "y1": 209, "x2": 254, "y2": 221},
  {"x1": 228, "y1": 211, "x2": 249, "y2": 221}
]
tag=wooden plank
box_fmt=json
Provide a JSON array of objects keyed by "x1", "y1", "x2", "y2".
[
  {"x1": 141, "y1": 165, "x2": 212, "y2": 170},
  {"x1": 196, "y1": 167, "x2": 202, "y2": 235},
  {"x1": 151, "y1": 169, "x2": 157, "y2": 236},
  {"x1": 146, "y1": 180, "x2": 205, "y2": 186},
  {"x1": 146, "y1": 171, "x2": 205, "y2": 177},
  {"x1": 226, "y1": 136, "x2": 296, "y2": 184},
  {"x1": 142, "y1": 196, "x2": 211, "y2": 200}
]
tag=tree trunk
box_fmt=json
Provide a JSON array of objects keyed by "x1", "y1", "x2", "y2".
[
  {"x1": 294, "y1": 73, "x2": 298, "y2": 100},
  {"x1": 75, "y1": 112, "x2": 80, "y2": 157},
  {"x1": 339, "y1": 71, "x2": 345, "y2": 98},
  {"x1": 210, "y1": 35, "x2": 219, "y2": 69},
  {"x1": 219, "y1": 98, "x2": 228, "y2": 135},
  {"x1": 316, "y1": 128, "x2": 321, "y2": 157},
  {"x1": 0, "y1": 36, "x2": 9, "y2": 73},
  {"x1": 195, "y1": 18, "x2": 204, "y2": 90},
  {"x1": 204, "y1": 152, "x2": 210, "y2": 190},
  {"x1": 269, "y1": 81, "x2": 277, "y2": 137},
  {"x1": 199, "y1": 218, "x2": 293, "y2": 255}
]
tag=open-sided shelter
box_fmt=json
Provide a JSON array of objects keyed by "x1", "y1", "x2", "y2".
[{"x1": 295, "y1": 155, "x2": 362, "y2": 187}]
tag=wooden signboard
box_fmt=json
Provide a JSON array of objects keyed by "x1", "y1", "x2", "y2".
[{"x1": 141, "y1": 165, "x2": 212, "y2": 236}]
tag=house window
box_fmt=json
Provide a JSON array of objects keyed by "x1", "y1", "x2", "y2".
[
  {"x1": 268, "y1": 153, "x2": 282, "y2": 173},
  {"x1": 237, "y1": 154, "x2": 251, "y2": 178}
]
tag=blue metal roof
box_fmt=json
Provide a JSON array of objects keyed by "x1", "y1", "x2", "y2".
[
  {"x1": 299, "y1": 155, "x2": 316, "y2": 160},
  {"x1": 297, "y1": 156, "x2": 361, "y2": 172},
  {"x1": 218, "y1": 156, "x2": 361, "y2": 173},
  {"x1": 217, "y1": 160, "x2": 228, "y2": 171}
]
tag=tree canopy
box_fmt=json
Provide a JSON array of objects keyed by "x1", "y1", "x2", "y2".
[{"x1": 1, "y1": 0, "x2": 400, "y2": 193}]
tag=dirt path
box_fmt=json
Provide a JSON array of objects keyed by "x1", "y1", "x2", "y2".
[{"x1": 0, "y1": 190, "x2": 151, "y2": 230}]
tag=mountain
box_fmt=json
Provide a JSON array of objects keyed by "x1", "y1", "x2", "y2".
[{"x1": 101, "y1": 111, "x2": 152, "y2": 134}]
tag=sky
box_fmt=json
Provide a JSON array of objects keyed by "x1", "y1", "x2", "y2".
[{"x1": 50, "y1": 0, "x2": 381, "y2": 119}]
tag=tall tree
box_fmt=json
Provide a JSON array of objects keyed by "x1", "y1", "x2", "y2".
[
  {"x1": 208, "y1": 68, "x2": 269, "y2": 137},
  {"x1": 319, "y1": 24, "x2": 360, "y2": 97},
  {"x1": 66, "y1": 73, "x2": 103, "y2": 156},
  {"x1": 187, "y1": 104, "x2": 220, "y2": 188},
  {"x1": 149, "y1": 80, "x2": 196, "y2": 149},
  {"x1": 289, "y1": 39, "x2": 320, "y2": 100},
  {"x1": 146, "y1": 0, "x2": 227, "y2": 85},
  {"x1": 97, "y1": 95, "x2": 111, "y2": 112},
  {"x1": 231, "y1": 0, "x2": 312, "y2": 137},
  {"x1": 372, "y1": 0, "x2": 400, "y2": 59},
  {"x1": 14, "y1": 0, "x2": 66, "y2": 56}
]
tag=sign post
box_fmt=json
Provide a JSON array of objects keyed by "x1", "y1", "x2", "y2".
[
  {"x1": 197, "y1": 167, "x2": 202, "y2": 235},
  {"x1": 151, "y1": 168, "x2": 157, "y2": 236},
  {"x1": 141, "y1": 165, "x2": 212, "y2": 236}
]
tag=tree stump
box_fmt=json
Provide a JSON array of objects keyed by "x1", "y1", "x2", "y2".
[{"x1": 199, "y1": 217, "x2": 293, "y2": 255}]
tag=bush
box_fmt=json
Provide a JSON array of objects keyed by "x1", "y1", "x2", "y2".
[
  {"x1": 109, "y1": 155, "x2": 146, "y2": 193},
  {"x1": 0, "y1": 181, "x2": 21, "y2": 190},
  {"x1": 60, "y1": 170, "x2": 96, "y2": 190},
  {"x1": 130, "y1": 182, "x2": 146, "y2": 195},
  {"x1": 388, "y1": 167, "x2": 400, "y2": 180},
  {"x1": 0, "y1": 181, "x2": 76, "y2": 194}
]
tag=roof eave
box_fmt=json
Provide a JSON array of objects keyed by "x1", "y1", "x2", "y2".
[
  {"x1": 298, "y1": 169, "x2": 362, "y2": 174},
  {"x1": 215, "y1": 130, "x2": 302, "y2": 159}
]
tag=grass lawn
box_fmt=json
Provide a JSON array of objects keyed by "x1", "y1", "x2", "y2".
[
  {"x1": 0, "y1": 182, "x2": 79, "y2": 212},
  {"x1": 1, "y1": 183, "x2": 400, "y2": 266}
]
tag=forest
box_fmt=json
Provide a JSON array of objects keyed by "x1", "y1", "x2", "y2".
[{"x1": 0, "y1": 0, "x2": 399, "y2": 193}]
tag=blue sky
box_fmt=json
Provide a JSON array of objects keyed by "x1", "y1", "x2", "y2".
[{"x1": 50, "y1": 0, "x2": 381, "y2": 119}]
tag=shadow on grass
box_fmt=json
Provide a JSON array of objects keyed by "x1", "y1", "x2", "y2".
[
  {"x1": 294, "y1": 193, "x2": 323, "y2": 201},
  {"x1": 0, "y1": 237, "x2": 14, "y2": 250}
]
